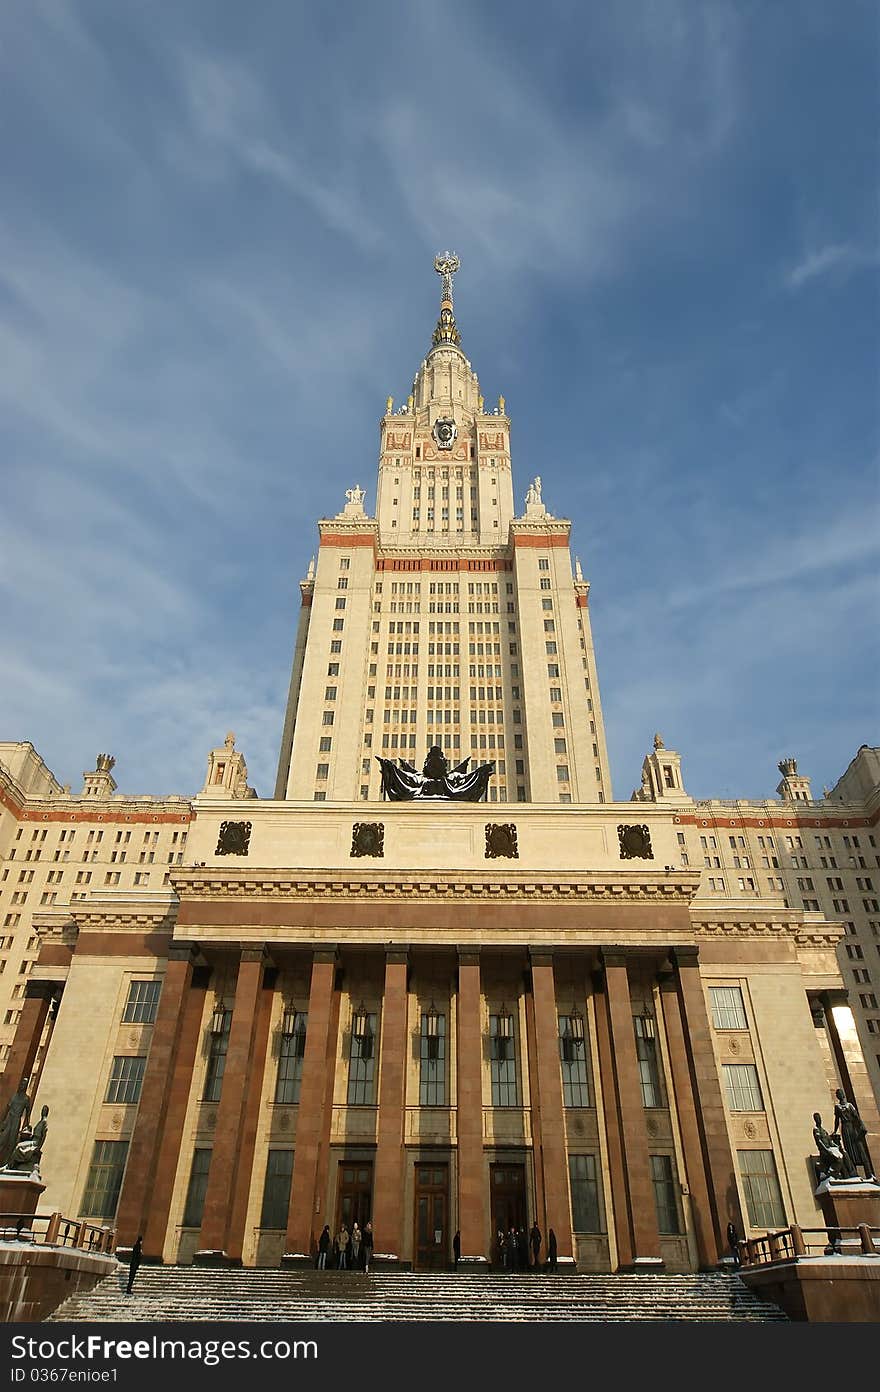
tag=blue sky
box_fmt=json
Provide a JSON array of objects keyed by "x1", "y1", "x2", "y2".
[{"x1": 0, "y1": 1, "x2": 877, "y2": 803}]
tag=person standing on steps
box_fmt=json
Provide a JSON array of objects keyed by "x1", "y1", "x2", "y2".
[
  {"x1": 336, "y1": 1223, "x2": 349, "y2": 1269},
  {"x1": 363, "y1": 1221, "x2": 374, "y2": 1273},
  {"x1": 453, "y1": 1229, "x2": 461, "y2": 1270},
  {"x1": 350, "y1": 1222, "x2": 362, "y2": 1271},
  {"x1": 726, "y1": 1221, "x2": 741, "y2": 1269},
  {"x1": 529, "y1": 1221, "x2": 542, "y2": 1270},
  {"x1": 126, "y1": 1235, "x2": 143, "y2": 1294},
  {"x1": 547, "y1": 1229, "x2": 557, "y2": 1272},
  {"x1": 316, "y1": 1224, "x2": 331, "y2": 1269}
]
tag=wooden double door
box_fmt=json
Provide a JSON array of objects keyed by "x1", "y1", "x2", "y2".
[{"x1": 413, "y1": 1162, "x2": 449, "y2": 1269}]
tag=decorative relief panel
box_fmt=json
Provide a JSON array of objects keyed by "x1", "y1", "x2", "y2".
[
  {"x1": 485, "y1": 823, "x2": 519, "y2": 859},
  {"x1": 216, "y1": 821, "x2": 252, "y2": 856},
  {"x1": 351, "y1": 822, "x2": 385, "y2": 858},
  {"x1": 618, "y1": 824, "x2": 654, "y2": 860}
]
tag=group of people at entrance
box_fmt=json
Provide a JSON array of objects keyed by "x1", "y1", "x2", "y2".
[
  {"x1": 493, "y1": 1223, "x2": 557, "y2": 1272},
  {"x1": 316, "y1": 1221, "x2": 374, "y2": 1271}
]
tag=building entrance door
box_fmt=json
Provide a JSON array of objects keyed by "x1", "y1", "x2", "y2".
[
  {"x1": 490, "y1": 1161, "x2": 527, "y2": 1257},
  {"x1": 413, "y1": 1163, "x2": 448, "y2": 1270},
  {"x1": 335, "y1": 1161, "x2": 373, "y2": 1235}
]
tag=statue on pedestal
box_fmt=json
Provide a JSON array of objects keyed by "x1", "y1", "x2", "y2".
[
  {"x1": 7, "y1": 1105, "x2": 49, "y2": 1174},
  {"x1": 0, "y1": 1077, "x2": 31, "y2": 1168},
  {"x1": 833, "y1": 1089, "x2": 875, "y2": 1181},
  {"x1": 812, "y1": 1112, "x2": 856, "y2": 1182}
]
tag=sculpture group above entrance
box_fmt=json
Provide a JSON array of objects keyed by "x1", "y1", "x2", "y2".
[{"x1": 377, "y1": 746, "x2": 495, "y2": 802}]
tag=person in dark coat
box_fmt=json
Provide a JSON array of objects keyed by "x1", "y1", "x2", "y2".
[
  {"x1": 517, "y1": 1226, "x2": 528, "y2": 1270},
  {"x1": 547, "y1": 1229, "x2": 557, "y2": 1272},
  {"x1": 316, "y1": 1224, "x2": 331, "y2": 1269},
  {"x1": 363, "y1": 1221, "x2": 374, "y2": 1273},
  {"x1": 726, "y1": 1221, "x2": 741, "y2": 1268},
  {"x1": 453, "y1": 1230, "x2": 461, "y2": 1269},
  {"x1": 126, "y1": 1235, "x2": 143, "y2": 1294},
  {"x1": 529, "y1": 1222, "x2": 542, "y2": 1270},
  {"x1": 507, "y1": 1226, "x2": 517, "y2": 1270}
]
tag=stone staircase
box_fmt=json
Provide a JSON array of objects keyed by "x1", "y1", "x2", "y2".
[{"x1": 49, "y1": 1266, "x2": 788, "y2": 1322}]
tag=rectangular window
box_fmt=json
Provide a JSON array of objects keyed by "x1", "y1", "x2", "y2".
[
  {"x1": 634, "y1": 1014, "x2": 663, "y2": 1107},
  {"x1": 709, "y1": 985, "x2": 748, "y2": 1031},
  {"x1": 738, "y1": 1150, "x2": 786, "y2": 1228},
  {"x1": 260, "y1": 1149, "x2": 294, "y2": 1229},
  {"x1": 275, "y1": 1013, "x2": 308, "y2": 1104},
  {"x1": 723, "y1": 1063, "x2": 764, "y2": 1112},
  {"x1": 316, "y1": 763, "x2": 329, "y2": 780},
  {"x1": 347, "y1": 1011, "x2": 378, "y2": 1105},
  {"x1": 122, "y1": 979, "x2": 162, "y2": 1025},
  {"x1": 650, "y1": 1154, "x2": 681, "y2": 1234},
  {"x1": 80, "y1": 1140, "x2": 129, "y2": 1220},
  {"x1": 559, "y1": 1015, "x2": 591, "y2": 1107},
  {"x1": 105, "y1": 1055, "x2": 147, "y2": 1105},
  {"x1": 182, "y1": 1148, "x2": 212, "y2": 1228},
  {"x1": 204, "y1": 1010, "x2": 231, "y2": 1102},
  {"x1": 490, "y1": 1012, "x2": 519, "y2": 1107},
  {"x1": 419, "y1": 1010, "x2": 446, "y2": 1106},
  {"x1": 568, "y1": 1154, "x2": 603, "y2": 1232}
]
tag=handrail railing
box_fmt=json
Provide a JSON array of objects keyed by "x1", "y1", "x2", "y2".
[
  {"x1": 740, "y1": 1222, "x2": 879, "y2": 1266},
  {"x1": 0, "y1": 1211, "x2": 116, "y2": 1255}
]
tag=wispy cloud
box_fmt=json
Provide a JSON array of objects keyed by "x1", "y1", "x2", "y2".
[{"x1": 785, "y1": 242, "x2": 875, "y2": 290}]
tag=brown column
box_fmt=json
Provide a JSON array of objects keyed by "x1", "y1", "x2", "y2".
[
  {"x1": 523, "y1": 991, "x2": 547, "y2": 1239},
  {"x1": 456, "y1": 948, "x2": 487, "y2": 1263},
  {"x1": 197, "y1": 948, "x2": 268, "y2": 1258},
  {"x1": 285, "y1": 950, "x2": 339, "y2": 1256},
  {"x1": 141, "y1": 967, "x2": 209, "y2": 1261},
  {"x1": 601, "y1": 949, "x2": 662, "y2": 1267},
  {"x1": 224, "y1": 969, "x2": 275, "y2": 1263},
  {"x1": 0, "y1": 982, "x2": 54, "y2": 1112},
  {"x1": 593, "y1": 972, "x2": 632, "y2": 1268},
  {"x1": 528, "y1": 953, "x2": 573, "y2": 1259},
  {"x1": 116, "y1": 949, "x2": 197, "y2": 1246},
  {"x1": 658, "y1": 971, "x2": 717, "y2": 1268},
  {"x1": 672, "y1": 946, "x2": 744, "y2": 1252},
  {"x1": 371, "y1": 950, "x2": 409, "y2": 1261}
]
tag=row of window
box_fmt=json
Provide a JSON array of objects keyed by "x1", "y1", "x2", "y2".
[{"x1": 79, "y1": 1136, "x2": 786, "y2": 1237}]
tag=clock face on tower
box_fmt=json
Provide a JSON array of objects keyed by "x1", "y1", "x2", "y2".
[{"x1": 432, "y1": 417, "x2": 457, "y2": 450}]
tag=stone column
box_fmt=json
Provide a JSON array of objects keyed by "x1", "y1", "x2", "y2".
[
  {"x1": 0, "y1": 982, "x2": 55, "y2": 1113},
  {"x1": 141, "y1": 965, "x2": 209, "y2": 1261},
  {"x1": 116, "y1": 948, "x2": 199, "y2": 1248},
  {"x1": 592, "y1": 970, "x2": 632, "y2": 1269},
  {"x1": 600, "y1": 949, "x2": 662, "y2": 1268},
  {"x1": 528, "y1": 952, "x2": 574, "y2": 1261},
  {"x1": 285, "y1": 949, "x2": 340, "y2": 1259},
  {"x1": 196, "y1": 947, "x2": 268, "y2": 1261},
  {"x1": 658, "y1": 970, "x2": 717, "y2": 1268},
  {"x1": 523, "y1": 990, "x2": 547, "y2": 1241},
  {"x1": 371, "y1": 950, "x2": 409, "y2": 1264},
  {"x1": 224, "y1": 968, "x2": 276, "y2": 1264},
  {"x1": 672, "y1": 946, "x2": 744, "y2": 1250},
  {"x1": 456, "y1": 948, "x2": 488, "y2": 1265}
]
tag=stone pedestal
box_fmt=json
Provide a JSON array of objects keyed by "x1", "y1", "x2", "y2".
[
  {"x1": 0, "y1": 1170, "x2": 45, "y2": 1219},
  {"x1": 816, "y1": 1179, "x2": 880, "y2": 1251}
]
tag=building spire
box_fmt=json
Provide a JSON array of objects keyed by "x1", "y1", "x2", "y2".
[{"x1": 432, "y1": 251, "x2": 462, "y2": 348}]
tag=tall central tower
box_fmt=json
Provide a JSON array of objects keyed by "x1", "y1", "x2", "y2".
[{"x1": 275, "y1": 257, "x2": 612, "y2": 805}]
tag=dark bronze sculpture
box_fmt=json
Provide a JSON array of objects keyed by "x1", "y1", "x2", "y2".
[
  {"x1": 7, "y1": 1105, "x2": 49, "y2": 1173},
  {"x1": 812, "y1": 1112, "x2": 856, "y2": 1182},
  {"x1": 485, "y1": 823, "x2": 519, "y2": 859},
  {"x1": 833, "y1": 1089, "x2": 875, "y2": 1181},
  {"x1": 377, "y1": 747, "x2": 495, "y2": 802},
  {"x1": 0, "y1": 1076, "x2": 31, "y2": 1168},
  {"x1": 618, "y1": 824, "x2": 654, "y2": 860}
]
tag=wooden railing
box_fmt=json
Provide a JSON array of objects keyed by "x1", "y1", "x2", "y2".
[
  {"x1": 0, "y1": 1211, "x2": 116, "y2": 1254},
  {"x1": 740, "y1": 1222, "x2": 879, "y2": 1266}
]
